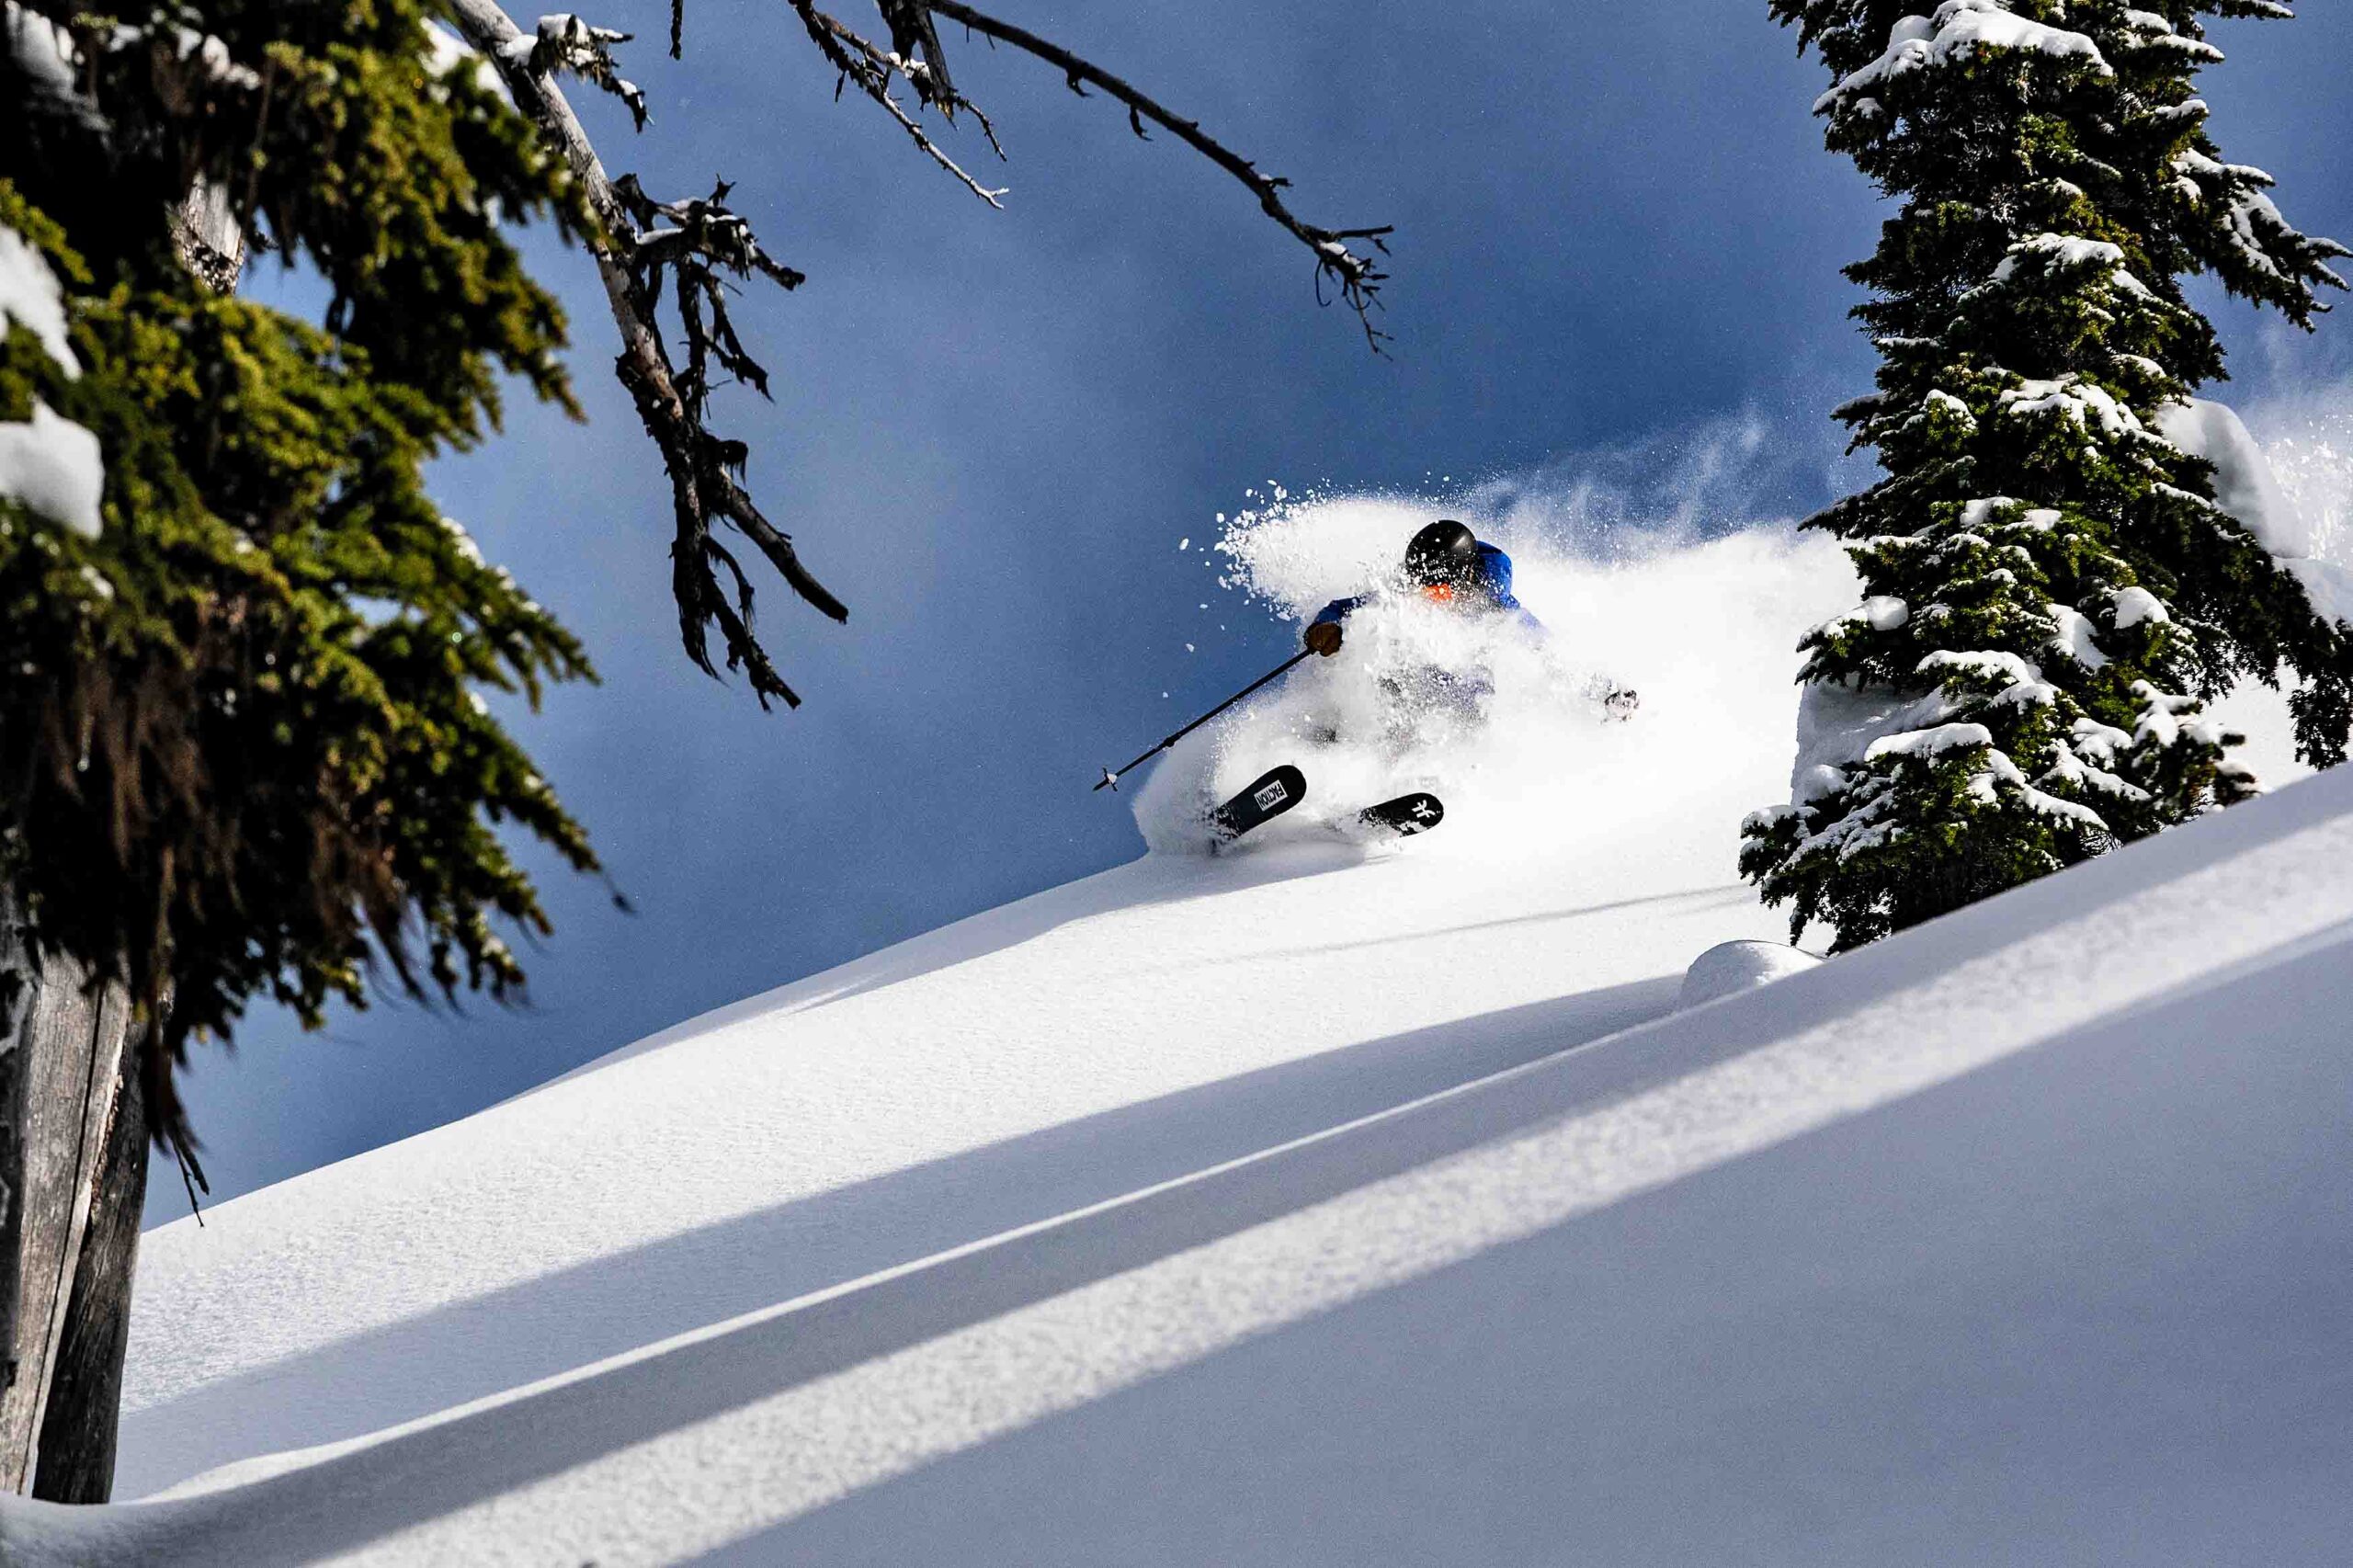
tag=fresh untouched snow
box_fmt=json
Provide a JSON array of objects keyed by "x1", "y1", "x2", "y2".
[{"x1": 5, "y1": 507, "x2": 2349, "y2": 1565}]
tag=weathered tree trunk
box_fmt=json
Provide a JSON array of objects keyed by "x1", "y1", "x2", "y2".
[
  {"x1": 169, "y1": 177, "x2": 245, "y2": 293},
  {"x1": 0, "y1": 172, "x2": 233, "y2": 1503},
  {"x1": 0, "y1": 892, "x2": 29, "y2": 1412},
  {"x1": 0, "y1": 922, "x2": 133, "y2": 1497},
  {"x1": 32, "y1": 1057, "x2": 147, "y2": 1504}
]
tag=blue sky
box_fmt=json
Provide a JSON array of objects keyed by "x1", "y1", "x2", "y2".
[{"x1": 153, "y1": 0, "x2": 2353, "y2": 1221}]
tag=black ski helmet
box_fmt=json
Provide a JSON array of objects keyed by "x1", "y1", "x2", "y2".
[{"x1": 1404, "y1": 519, "x2": 1479, "y2": 587}]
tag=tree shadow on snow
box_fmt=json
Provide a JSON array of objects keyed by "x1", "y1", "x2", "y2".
[{"x1": 116, "y1": 976, "x2": 1679, "y2": 1508}]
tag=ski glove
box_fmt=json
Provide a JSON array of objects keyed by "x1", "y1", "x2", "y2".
[{"x1": 1304, "y1": 620, "x2": 1343, "y2": 657}]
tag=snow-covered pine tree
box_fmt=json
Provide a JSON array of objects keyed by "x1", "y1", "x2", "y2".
[{"x1": 1744, "y1": 0, "x2": 2353, "y2": 949}]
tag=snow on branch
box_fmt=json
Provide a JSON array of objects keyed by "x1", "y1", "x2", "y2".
[
  {"x1": 2171, "y1": 148, "x2": 2350, "y2": 315},
  {"x1": 0, "y1": 402, "x2": 104, "y2": 539},
  {"x1": 1815, "y1": 0, "x2": 2109, "y2": 117},
  {"x1": 0, "y1": 221, "x2": 80, "y2": 375},
  {"x1": 0, "y1": 222, "x2": 105, "y2": 540},
  {"x1": 506, "y1": 13, "x2": 647, "y2": 130}
]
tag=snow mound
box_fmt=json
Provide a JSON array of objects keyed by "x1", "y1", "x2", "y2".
[{"x1": 1677, "y1": 938, "x2": 1819, "y2": 1007}]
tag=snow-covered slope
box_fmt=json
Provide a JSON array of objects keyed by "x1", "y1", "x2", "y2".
[
  {"x1": 6, "y1": 517, "x2": 2349, "y2": 1564},
  {"x1": 102, "y1": 520, "x2": 1853, "y2": 1496}
]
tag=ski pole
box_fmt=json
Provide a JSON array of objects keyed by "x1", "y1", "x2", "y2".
[{"x1": 1095, "y1": 649, "x2": 1314, "y2": 790}]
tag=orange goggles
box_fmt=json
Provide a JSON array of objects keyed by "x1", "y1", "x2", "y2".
[{"x1": 1419, "y1": 582, "x2": 1458, "y2": 604}]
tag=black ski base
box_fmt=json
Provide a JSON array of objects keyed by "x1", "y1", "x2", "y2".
[
  {"x1": 1358, "y1": 791, "x2": 1444, "y2": 836},
  {"x1": 1210, "y1": 765, "x2": 1306, "y2": 843},
  {"x1": 1208, "y1": 768, "x2": 1441, "y2": 847}
]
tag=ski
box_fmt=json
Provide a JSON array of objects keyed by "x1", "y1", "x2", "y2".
[
  {"x1": 1210, "y1": 765, "x2": 1306, "y2": 843},
  {"x1": 1358, "y1": 791, "x2": 1444, "y2": 836}
]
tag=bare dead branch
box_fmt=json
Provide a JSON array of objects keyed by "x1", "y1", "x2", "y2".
[
  {"x1": 921, "y1": 0, "x2": 1392, "y2": 348},
  {"x1": 870, "y1": 82, "x2": 1008, "y2": 206},
  {"x1": 447, "y1": 0, "x2": 1399, "y2": 712},
  {"x1": 611, "y1": 173, "x2": 807, "y2": 415},
  {"x1": 515, "y1": 13, "x2": 648, "y2": 131},
  {"x1": 788, "y1": 2, "x2": 1008, "y2": 205},
  {"x1": 877, "y1": 0, "x2": 960, "y2": 115},
  {"x1": 449, "y1": 0, "x2": 842, "y2": 711}
]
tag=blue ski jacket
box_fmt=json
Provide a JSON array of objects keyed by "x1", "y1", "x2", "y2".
[{"x1": 1311, "y1": 541, "x2": 1545, "y2": 635}]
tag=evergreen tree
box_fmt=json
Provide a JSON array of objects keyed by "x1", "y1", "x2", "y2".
[
  {"x1": 0, "y1": 3, "x2": 601, "y2": 1486},
  {"x1": 1745, "y1": 0, "x2": 2353, "y2": 949},
  {"x1": 3, "y1": 0, "x2": 601, "y2": 1199},
  {"x1": 0, "y1": 0, "x2": 1393, "y2": 1494}
]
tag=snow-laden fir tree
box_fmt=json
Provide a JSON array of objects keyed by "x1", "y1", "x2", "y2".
[{"x1": 1744, "y1": 0, "x2": 2353, "y2": 949}]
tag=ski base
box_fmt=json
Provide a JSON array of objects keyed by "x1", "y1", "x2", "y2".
[
  {"x1": 1210, "y1": 765, "x2": 1306, "y2": 843},
  {"x1": 1358, "y1": 791, "x2": 1444, "y2": 836}
]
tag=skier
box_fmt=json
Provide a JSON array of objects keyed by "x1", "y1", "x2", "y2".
[
  {"x1": 1301, "y1": 519, "x2": 1638, "y2": 720},
  {"x1": 1302, "y1": 519, "x2": 1540, "y2": 657},
  {"x1": 1091, "y1": 518, "x2": 1629, "y2": 842}
]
